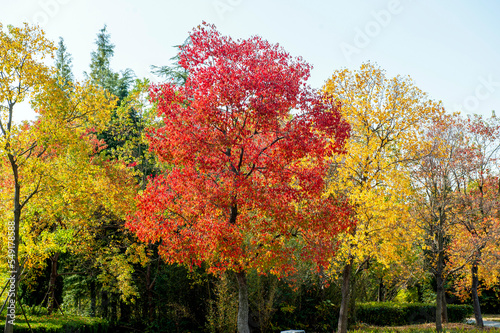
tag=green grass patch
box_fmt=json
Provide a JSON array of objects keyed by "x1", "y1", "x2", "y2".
[{"x1": 6, "y1": 313, "x2": 109, "y2": 332}]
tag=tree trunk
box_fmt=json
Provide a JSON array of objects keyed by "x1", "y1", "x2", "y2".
[
  {"x1": 435, "y1": 273, "x2": 443, "y2": 332},
  {"x1": 101, "y1": 290, "x2": 109, "y2": 318},
  {"x1": 235, "y1": 271, "x2": 250, "y2": 333},
  {"x1": 4, "y1": 161, "x2": 21, "y2": 333},
  {"x1": 337, "y1": 261, "x2": 352, "y2": 333},
  {"x1": 110, "y1": 294, "x2": 118, "y2": 323},
  {"x1": 471, "y1": 260, "x2": 484, "y2": 328},
  {"x1": 435, "y1": 211, "x2": 445, "y2": 332},
  {"x1": 377, "y1": 278, "x2": 384, "y2": 302},
  {"x1": 145, "y1": 259, "x2": 155, "y2": 321},
  {"x1": 47, "y1": 252, "x2": 60, "y2": 315},
  {"x1": 416, "y1": 283, "x2": 423, "y2": 302},
  {"x1": 120, "y1": 300, "x2": 131, "y2": 323},
  {"x1": 441, "y1": 288, "x2": 448, "y2": 323},
  {"x1": 90, "y1": 280, "x2": 96, "y2": 317}
]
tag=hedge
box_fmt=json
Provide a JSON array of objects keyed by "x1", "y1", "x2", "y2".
[{"x1": 356, "y1": 302, "x2": 473, "y2": 326}]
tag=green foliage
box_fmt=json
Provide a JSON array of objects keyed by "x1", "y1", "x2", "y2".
[
  {"x1": 87, "y1": 25, "x2": 135, "y2": 101},
  {"x1": 25, "y1": 305, "x2": 49, "y2": 316},
  {"x1": 150, "y1": 38, "x2": 189, "y2": 86},
  {"x1": 9, "y1": 314, "x2": 109, "y2": 332},
  {"x1": 54, "y1": 37, "x2": 73, "y2": 89},
  {"x1": 206, "y1": 273, "x2": 238, "y2": 333},
  {"x1": 478, "y1": 285, "x2": 500, "y2": 314},
  {"x1": 446, "y1": 304, "x2": 475, "y2": 322},
  {"x1": 248, "y1": 272, "x2": 279, "y2": 332},
  {"x1": 269, "y1": 277, "x2": 342, "y2": 333},
  {"x1": 356, "y1": 302, "x2": 473, "y2": 326},
  {"x1": 394, "y1": 288, "x2": 419, "y2": 303}
]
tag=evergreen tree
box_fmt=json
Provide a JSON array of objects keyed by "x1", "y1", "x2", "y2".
[
  {"x1": 55, "y1": 37, "x2": 73, "y2": 89},
  {"x1": 150, "y1": 38, "x2": 190, "y2": 86},
  {"x1": 87, "y1": 25, "x2": 135, "y2": 103},
  {"x1": 88, "y1": 25, "x2": 119, "y2": 93}
]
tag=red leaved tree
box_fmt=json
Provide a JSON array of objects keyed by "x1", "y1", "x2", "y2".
[
  {"x1": 451, "y1": 114, "x2": 500, "y2": 328},
  {"x1": 126, "y1": 23, "x2": 351, "y2": 333}
]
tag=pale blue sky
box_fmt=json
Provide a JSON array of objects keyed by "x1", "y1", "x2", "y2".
[{"x1": 2, "y1": 0, "x2": 500, "y2": 121}]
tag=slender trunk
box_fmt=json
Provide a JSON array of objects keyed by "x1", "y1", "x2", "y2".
[
  {"x1": 147, "y1": 260, "x2": 155, "y2": 321},
  {"x1": 110, "y1": 294, "x2": 117, "y2": 323},
  {"x1": 377, "y1": 278, "x2": 384, "y2": 302},
  {"x1": 235, "y1": 271, "x2": 250, "y2": 333},
  {"x1": 90, "y1": 280, "x2": 96, "y2": 317},
  {"x1": 337, "y1": 261, "x2": 352, "y2": 333},
  {"x1": 142, "y1": 265, "x2": 149, "y2": 319},
  {"x1": 144, "y1": 257, "x2": 156, "y2": 321},
  {"x1": 471, "y1": 260, "x2": 484, "y2": 327},
  {"x1": 101, "y1": 290, "x2": 109, "y2": 318},
  {"x1": 120, "y1": 300, "x2": 131, "y2": 322},
  {"x1": 4, "y1": 160, "x2": 21, "y2": 333},
  {"x1": 435, "y1": 273, "x2": 443, "y2": 332},
  {"x1": 441, "y1": 288, "x2": 448, "y2": 323},
  {"x1": 47, "y1": 252, "x2": 60, "y2": 315},
  {"x1": 416, "y1": 283, "x2": 423, "y2": 302},
  {"x1": 435, "y1": 227, "x2": 444, "y2": 332}
]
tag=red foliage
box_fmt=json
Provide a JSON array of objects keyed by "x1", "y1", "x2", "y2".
[{"x1": 127, "y1": 23, "x2": 352, "y2": 275}]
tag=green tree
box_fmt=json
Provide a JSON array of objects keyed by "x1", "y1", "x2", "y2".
[
  {"x1": 150, "y1": 38, "x2": 189, "y2": 86},
  {"x1": 55, "y1": 37, "x2": 73, "y2": 89},
  {"x1": 87, "y1": 25, "x2": 134, "y2": 102}
]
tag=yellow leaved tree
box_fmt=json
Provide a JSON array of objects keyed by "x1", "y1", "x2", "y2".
[
  {"x1": 322, "y1": 62, "x2": 444, "y2": 333},
  {"x1": 0, "y1": 23, "x2": 116, "y2": 331}
]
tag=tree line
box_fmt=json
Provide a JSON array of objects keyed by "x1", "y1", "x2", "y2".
[{"x1": 0, "y1": 22, "x2": 499, "y2": 333}]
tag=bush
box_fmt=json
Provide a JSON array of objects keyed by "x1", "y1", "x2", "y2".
[
  {"x1": 356, "y1": 302, "x2": 473, "y2": 326},
  {"x1": 447, "y1": 304, "x2": 475, "y2": 323}
]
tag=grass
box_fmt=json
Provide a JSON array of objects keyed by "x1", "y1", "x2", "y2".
[
  {"x1": 349, "y1": 319, "x2": 500, "y2": 333},
  {"x1": 9, "y1": 313, "x2": 107, "y2": 330}
]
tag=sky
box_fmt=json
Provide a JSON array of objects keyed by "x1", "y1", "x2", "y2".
[{"x1": 2, "y1": 0, "x2": 500, "y2": 122}]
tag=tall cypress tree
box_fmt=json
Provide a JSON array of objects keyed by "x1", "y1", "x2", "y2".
[
  {"x1": 88, "y1": 25, "x2": 119, "y2": 94},
  {"x1": 55, "y1": 37, "x2": 73, "y2": 89}
]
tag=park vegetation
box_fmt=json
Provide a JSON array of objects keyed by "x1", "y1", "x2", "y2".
[{"x1": 0, "y1": 22, "x2": 499, "y2": 333}]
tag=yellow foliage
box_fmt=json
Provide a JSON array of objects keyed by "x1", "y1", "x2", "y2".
[
  {"x1": 0, "y1": 23, "x2": 143, "y2": 303},
  {"x1": 322, "y1": 62, "x2": 444, "y2": 276}
]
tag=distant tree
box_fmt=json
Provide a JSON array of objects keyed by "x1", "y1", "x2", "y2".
[
  {"x1": 88, "y1": 25, "x2": 135, "y2": 102},
  {"x1": 88, "y1": 25, "x2": 117, "y2": 92},
  {"x1": 55, "y1": 37, "x2": 73, "y2": 89},
  {"x1": 411, "y1": 114, "x2": 473, "y2": 332},
  {"x1": 451, "y1": 114, "x2": 500, "y2": 328},
  {"x1": 150, "y1": 38, "x2": 190, "y2": 86}
]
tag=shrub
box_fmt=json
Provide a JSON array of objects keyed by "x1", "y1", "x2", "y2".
[{"x1": 356, "y1": 302, "x2": 473, "y2": 326}]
